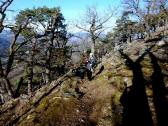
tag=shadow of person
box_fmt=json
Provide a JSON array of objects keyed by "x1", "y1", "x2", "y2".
[
  {"x1": 148, "y1": 51, "x2": 168, "y2": 126},
  {"x1": 119, "y1": 50, "x2": 153, "y2": 126},
  {"x1": 96, "y1": 65, "x2": 104, "y2": 75},
  {"x1": 91, "y1": 65, "x2": 104, "y2": 79}
]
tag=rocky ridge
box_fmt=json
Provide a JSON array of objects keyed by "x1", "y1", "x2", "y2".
[{"x1": 0, "y1": 37, "x2": 168, "y2": 126}]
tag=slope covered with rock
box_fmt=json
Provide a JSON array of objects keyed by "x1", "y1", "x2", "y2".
[{"x1": 0, "y1": 38, "x2": 168, "y2": 126}]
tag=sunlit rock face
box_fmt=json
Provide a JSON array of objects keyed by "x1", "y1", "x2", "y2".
[{"x1": 157, "y1": 40, "x2": 165, "y2": 46}]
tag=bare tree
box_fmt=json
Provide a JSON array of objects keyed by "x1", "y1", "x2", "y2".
[
  {"x1": 76, "y1": 6, "x2": 113, "y2": 56},
  {"x1": 0, "y1": 0, "x2": 13, "y2": 32},
  {"x1": 123, "y1": 0, "x2": 142, "y2": 20},
  {"x1": 123, "y1": 0, "x2": 158, "y2": 36},
  {"x1": 158, "y1": 0, "x2": 168, "y2": 25}
]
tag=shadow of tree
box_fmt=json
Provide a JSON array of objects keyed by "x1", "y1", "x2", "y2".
[
  {"x1": 119, "y1": 50, "x2": 154, "y2": 126},
  {"x1": 149, "y1": 51, "x2": 168, "y2": 126},
  {"x1": 111, "y1": 95, "x2": 123, "y2": 126}
]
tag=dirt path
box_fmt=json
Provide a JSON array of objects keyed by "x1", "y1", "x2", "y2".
[
  {"x1": 0, "y1": 63, "x2": 118, "y2": 126},
  {"x1": 74, "y1": 67, "x2": 117, "y2": 125}
]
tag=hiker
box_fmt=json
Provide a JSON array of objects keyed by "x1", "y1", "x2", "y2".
[
  {"x1": 74, "y1": 65, "x2": 86, "y2": 80},
  {"x1": 86, "y1": 60, "x2": 92, "y2": 81},
  {"x1": 88, "y1": 53, "x2": 96, "y2": 71},
  {"x1": 82, "y1": 50, "x2": 89, "y2": 67},
  {"x1": 83, "y1": 52, "x2": 89, "y2": 67}
]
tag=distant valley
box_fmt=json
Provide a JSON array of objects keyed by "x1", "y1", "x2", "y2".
[{"x1": 0, "y1": 32, "x2": 10, "y2": 58}]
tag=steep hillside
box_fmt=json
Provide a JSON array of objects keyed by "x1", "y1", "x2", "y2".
[
  {"x1": 0, "y1": 50, "x2": 125, "y2": 126},
  {"x1": 0, "y1": 39, "x2": 168, "y2": 126}
]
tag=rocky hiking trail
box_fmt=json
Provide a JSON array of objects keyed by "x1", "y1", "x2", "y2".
[
  {"x1": 0, "y1": 39, "x2": 168, "y2": 126},
  {"x1": 0, "y1": 54, "x2": 120, "y2": 126},
  {"x1": 15, "y1": 63, "x2": 118, "y2": 126}
]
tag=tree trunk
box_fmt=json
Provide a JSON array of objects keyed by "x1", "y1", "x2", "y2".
[
  {"x1": 27, "y1": 39, "x2": 36, "y2": 95},
  {"x1": 129, "y1": 35, "x2": 132, "y2": 43},
  {"x1": 3, "y1": 77, "x2": 14, "y2": 98},
  {"x1": 42, "y1": 72, "x2": 46, "y2": 84},
  {"x1": 45, "y1": 68, "x2": 50, "y2": 84},
  {"x1": 0, "y1": 94, "x2": 4, "y2": 104},
  {"x1": 0, "y1": 58, "x2": 3, "y2": 77},
  {"x1": 1, "y1": 56, "x2": 14, "y2": 98},
  {"x1": 27, "y1": 66, "x2": 33, "y2": 96},
  {"x1": 146, "y1": 4, "x2": 151, "y2": 38},
  {"x1": 45, "y1": 38, "x2": 53, "y2": 83},
  {"x1": 91, "y1": 42, "x2": 95, "y2": 56},
  {"x1": 45, "y1": 47, "x2": 51, "y2": 83},
  {"x1": 91, "y1": 32, "x2": 96, "y2": 57},
  {"x1": 14, "y1": 77, "x2": 23, "y2": 98}
]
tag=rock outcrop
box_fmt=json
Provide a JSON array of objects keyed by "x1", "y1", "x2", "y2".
[{"x1": 0, "y1": 37, "x2": 168, "y2": 126}]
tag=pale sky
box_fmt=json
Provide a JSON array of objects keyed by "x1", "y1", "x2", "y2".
[{"x1": 6, "y1": 0, "x2": 122, "y2": 32}]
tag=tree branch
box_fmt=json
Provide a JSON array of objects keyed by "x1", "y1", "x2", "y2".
[
  {"x1": 14, "y1": 40, "x2": 29, "y2": 53},
  {"x1": 96, "y1": 13, "x2": 113, "y2": 31},
  {"x1": 2, "y1": 0, "x2": 13, "y2": 13},
  {"x1": 10, "y1": 17, "x2": 30, "y2": 51},
  {"x1": 75, "y1": 24, "x2": 90, "y2": 32}
]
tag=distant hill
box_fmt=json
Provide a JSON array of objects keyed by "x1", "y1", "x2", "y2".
[
  {"x1": 0, "y1": 30, "x2": 12, "y2": 57},
  {"x1": 0, "y1": 30, "x2": 24, "y2": 58},
  {"x1": 0, "y1": 36, "x2": 10, "y2": 58},
  {"x1": 69, "y1": 32, "x2": 106, "y2": 43}
]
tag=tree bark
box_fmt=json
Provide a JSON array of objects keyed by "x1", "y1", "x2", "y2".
[
  {"x1": 91, "y1": 30, "x2": 96, "y2": 56},
  {"x1": 27, "y1": 38, "x2": 36, "y2": 95},
  {"x1": 91, "y1": 40, "x2": 96, "y2": 56},
  {"x1": 45, "y1": 68, "x2": 50, "y2": 84},
  {"x1": 14, "y1": 77, "x2": 23, "y2": 98},
  {"x1": 3, "y1": 77, "x2": 14, "y2": 98},
  {"x1": 27, "y1": 65, "x2": 33, "y2": 95}
]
